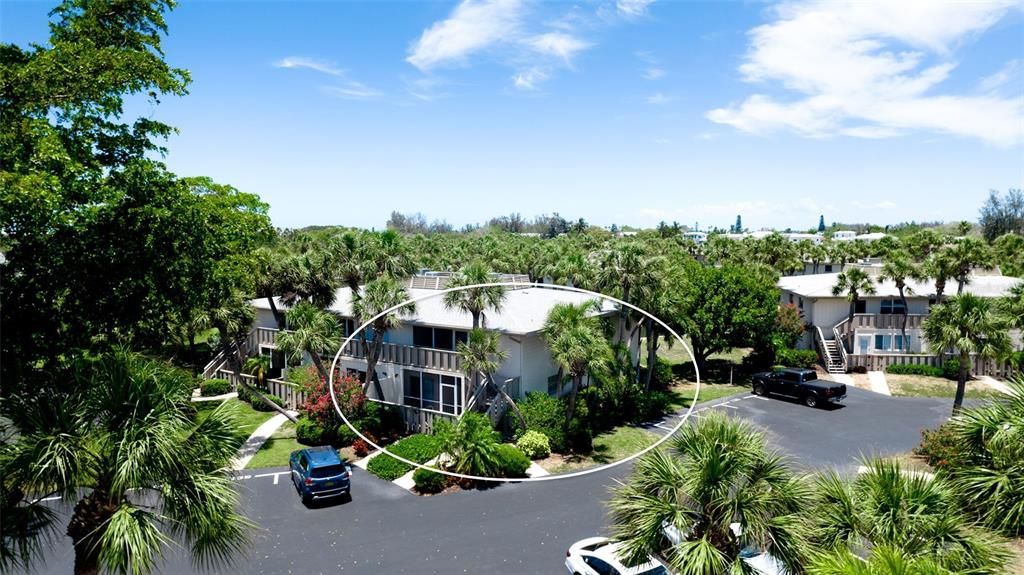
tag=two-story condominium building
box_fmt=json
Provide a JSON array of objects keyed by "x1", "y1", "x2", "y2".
[
  {"x1": 778, "y1": 272, "x2": 1021, "y2": 375},
  {"x1": 241, "y1": 273, "x2": 634, "y2": 429}
]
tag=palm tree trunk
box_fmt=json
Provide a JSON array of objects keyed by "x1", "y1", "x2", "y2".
[
  {"x1": 487, "y1": 374, "x2": 526, "y2": 431},
  {"x1": 847, "y1": 300, "x2": 856, "y2": 351},
  {"x1": 899, "y1": 288, "x2": 909, "y2": 352},
  {"x1": 953, "y1": 351, "x2": 969, "y2": 415},
  {"x1": 309, "y1": 350, "x2": 329, "y2": 383},
  {"x1": 364, "y1": 340, "x2": 387, "y2": 402},
  {"x1": 68, "y1": 490, "x2": 115, "y2": 575},
  {"x1": 188, "y1": 333, "x2": 197, "y2": 375},
  {"x1": 565, "y1": 374, "x2": 581, "y2": 427},
  {"x1": 643, "y1": 318, "x2": 657, "y2": 391}
]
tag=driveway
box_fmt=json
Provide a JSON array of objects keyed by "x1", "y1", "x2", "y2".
[{"x1": 28, "y1": 388, "x2": 953, "y2": 575}]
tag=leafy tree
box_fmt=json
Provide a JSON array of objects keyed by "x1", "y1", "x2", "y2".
[
  {"x1": 923, "y1": 294, "x2": 1011, "y2": 414},
  {"x1": 809, "y1": 458, "x2": 1009, "y2": 574},
  {"x1": 675, "y1": 263, "x2": 778, "y2": 374},
  {"x1": 832, "y1": 268, "x2": 876, "y2": 350},
  {"x1": 978, "y1": 189, "x2": 1024, "y2": 242},
  {"x1": 0, "y1": 350, "x2": 252, "y2": 574},
  {"x1": 992, "y1": 232, "x2": 1024, "y2": 277},
  {"x1": 608, "y1": 411, "x2": 809, "y2": 575},
  {"x1": 542, "y1": 300, "x2": 611, "y2": 427},
  {"x1": 351, "y1": 276, "x2": 416, "y2": 400}
]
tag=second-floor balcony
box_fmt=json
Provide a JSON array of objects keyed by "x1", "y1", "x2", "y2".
[
  {"x1": 834, "y1": 313, "x2": 928, "y2": 338},
  {"x1": 250, "y1": 327, "x2": 462, "y2": 373}
]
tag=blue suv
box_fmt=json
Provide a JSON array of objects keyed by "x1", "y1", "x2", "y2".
[{"x1": 289, "y1": 447, "x2": 351, "y2": 504}]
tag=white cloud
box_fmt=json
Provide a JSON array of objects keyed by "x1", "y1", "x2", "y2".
[
  {"x1": 978, "y1": 59, "x2": 1020, "y2": 93},
  {"x1": 274, "y1": 57, "x2": 344, "y2": 76},
  {"x1": 707, "y1": 1, "x2": 1024, "y2": 147},
  {"x1": 322, "y1": 82, "x2": 382, "y2": 100},
  {"x1": 646, "y1": 92, "x2": 672, "y2": 105},
  {"x1": 617, "y1": 0, "x2": 655, "y2": 18},
  {"x1": 525, "y1": 32, "x2": 591, "y2": 64},
  {"x1": 643, "y1": 67, "x2": 665, "y2": 80},
  {"x1": 513, "y1": 67, "x2": 549, "y2": 90},
  {"x1": 406, "y1": 0, "x2": 524, "y2": 71}
]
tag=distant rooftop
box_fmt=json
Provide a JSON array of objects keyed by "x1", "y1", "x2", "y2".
[{"x1": 779, "y1": 273, "x2": 1020, "y2": 299}]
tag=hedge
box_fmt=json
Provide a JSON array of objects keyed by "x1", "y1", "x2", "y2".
[
  {"x1": 200, "y1": 379, "x2": 231, "y2": 397},
  {"x1": 412, "y1": 468, "x2": 447, "y2": 494},
  {"x1": 886, "y1": 363, "x2": 944, "y2": 377},
  {"x1": 366, "y1": 434, "x2": 442, "y2": 481},
  {"x1": 518, "y1": 392, "x2": 568, "y2": 453},
  {"x1": 495, "y1": 444, "x2": 531, "y2": 478},
  {"x1": 296, "y1": 416, "x2": 328, "y2": 446},
  {"x1": 775, "y1": 348, "x2": 819, "y2": 369}
]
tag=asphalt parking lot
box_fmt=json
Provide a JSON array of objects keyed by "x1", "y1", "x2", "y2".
[{"x1": 30, "y1": 387, "x2": 953, "y2": 575}]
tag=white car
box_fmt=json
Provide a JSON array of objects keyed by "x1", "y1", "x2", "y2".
[
  {"x1": 662, "y1": 522, "x2": 787, "y2": 575},
  {"x1": 565, "y1": 537, "x2": 670, "y2": 575}
]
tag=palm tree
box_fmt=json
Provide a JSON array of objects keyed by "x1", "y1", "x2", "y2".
[
  {"x1": 351, "y1": 275, "x2": 416, "y2": 401},
  {"x1": 542, "y1": 300, "x2": 612, "y2": 427},
  {"x1": 923, "y1": 294, "x2": 1011, "y2": 414},
  {"x1": 275, "y1": 301, "x2": 342, "y2": 385},
  {"x1": 921, "y1": 249, "x2": 956, "y2": 304},
  {"x1": 243, "y1": 355, "x2": 271, "y2": 389},
  {"x1": 457, "y1": 328, "x2": 525, "y2": 430},
  {"x1": 878, "y1": 253, "x2": 917, "y2": 351},
  {"x1": 0, "y1": 350, "x2": 251, "y2": 575},
  {"x1": 608, "y1": 411, "x2": 809, "y2": 575},
  {"x1": 809, "y1": 544, "x2": 967, "y2": 575},
  {"x1": 442, "y1": 261, "x2": 507, "y2": 329},
  {"x1": 832, "y1": 268, "x2": 876, "y2": 350},
  {"x1": 596, "y1": 243, "x2": 652, "y2": 353},
  {"x1": 809, "y1": 458, "x2": 1010, "y2": 574},
  {"x1": 945, "y1": 237, "x2": 992, "y2": 295},
  {"x1": 939, "y1": 376, "x2": 1024, "y2": 536}
]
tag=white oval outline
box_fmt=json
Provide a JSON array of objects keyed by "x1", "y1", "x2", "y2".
[{"x1": 327, "y1": 281, "x2": 700, "y2": 483}]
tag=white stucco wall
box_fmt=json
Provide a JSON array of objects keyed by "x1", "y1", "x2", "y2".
[{"x1": 520, "y1": 333, "x2": 560, "y2": 396}]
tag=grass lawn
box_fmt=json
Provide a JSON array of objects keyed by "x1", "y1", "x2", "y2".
[
  {"x1": 665, "y1": 381, "x2": 749, "y2": 411},
  {"x1": 652, "y1": 338, "x2": 751, "y2": 367},
  {"x1": 539, "y1": 426, "x2": 660, "y2": 474},
  {"x1": 246, "y1": 422, "x2": 301, "y2": 469},
  {"x1": 885, "y1": 374, "x2": 1002, "y2": 400},
  {"x1": 195, "y1": 398, "x2": 274, "y2": 439}
]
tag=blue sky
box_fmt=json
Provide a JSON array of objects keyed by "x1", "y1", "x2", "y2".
[{"x1": 3, "y1": 0, "x2": 1023, "y2": 231}]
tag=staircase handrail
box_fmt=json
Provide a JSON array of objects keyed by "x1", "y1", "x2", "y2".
[
  {"x1": 832, "y1": 319, "x2": 849, "y2": 370},
  {"x1": 813, "y1": 326, "x2": 832, "y2": 365}
]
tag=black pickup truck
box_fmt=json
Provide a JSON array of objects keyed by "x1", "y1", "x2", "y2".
[{"x1": 751, "y1": 368, "x2": 847, "y2": 408}]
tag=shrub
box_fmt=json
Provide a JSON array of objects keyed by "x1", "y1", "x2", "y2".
[
  {"x1": 495, "y1": 444, "x2": 531, "y2": 478},
  {"x1": 366, "y1": 433, "x2": 442, "y2": 481},
  {"x1": 775, "y1": 348, "x2": 819, "y2": 369},
  {"x1": 634, "y1": 390, "x2": 673, "y2": 422},
  {"x1": 236, "y1": 383, "x2": 252, "y2": 403},
  {"x1": 851, "y1": 365, "x2": 868, "y2": 374},
  {"x1": 913, "y1": 422, "x2": 965, "y2": 471},
  {"x1": 651, "y1": 357, "x2": 674, "y2": 388},
  {"x1": 886, "y1": 363, "x2": 944, "y2": 377},
  {"x1": 302, "y1": 371, "x2": 365, "y2": 428},
  {"x1": 366, "y1": 453, "x2": 411, "y2": 481},
  {"x1": 567, "y1": 418, "x2": 593, "y2": 453},
  {"x1": 519, "y1": 392, "x2": 568, "y2": 453},
  {"x1": 295, "y1": 416, "x2": 328, "y2": 446},
  {"x1": 515, "y1": 430, "x2": 551, "y2": 459},
  {"x1": 335, "y1": 423, "x2": 358, "y2": 447},
  {"x1": 436, "y1": 413, "x2": 502, "y2": 477},
  {"x1": 413, "y1": 468, "x2": 447, "y2": 494},
  {"x1": 286, "y1": 364, "x2": 320, "y2": 388},
  {"x1": 942, "y1": 358, "x2": 961, "y2": 381},
  {"x1": 250, "y1": 393, "x2": 283, "y2": 412},
  {"x1": 200, "y1": 378, "x2": 230, "y2": 397},
  {"x1": 352, "y1": 438, "x2": 370, "y2": 458}
]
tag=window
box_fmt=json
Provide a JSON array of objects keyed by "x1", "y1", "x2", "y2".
[
  {"x1": 874, "y1": 334, "x2": 892, "y2": 351},
  {"x1": 880, "y1": 299, "x2": 906, "y2": 315},
  {"x1": 824, "y1": 264, "x2": 834, "y2": 272},
  {"x1": 311, "y1": 464, "x2": 345, "y2": 478},
  {"x1": 798, "y1": 297, "x2": 804, "y2": 309},
  {"x1": 342, "y1": 318, "x2": 356, "y2": 337},
  {"x1": 413, "y1": 326, "x2": 432, "y2": 347},
  {"x1": 582, "y1": 556, "x2": 619, "y2": 575},
  {"x1": 854, "y1": 300, "x2": 867, "y2": 314},
  {"x1": 788, "y1": 293, "x2": 794, "y2": 304},
  {"x1": 403, "y1": 370, "x2": 462, "y2": 414},
  {"x1": 894, "y1": 335, "x2": 911, "y2": 351},
  {"x1": 411, "y1": 326, "x2": 469, "y2": 350},
  {"x1": 345, "y1": 368, "x2": 367, "y2": 382},
  {"x1": 297, "y1": 454, "x2": 309, "y2": 471}
]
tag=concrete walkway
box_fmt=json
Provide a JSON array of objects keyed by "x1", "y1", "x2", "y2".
[
  {"x1": 232, "y1": 410, "x2": 299, "y2": 470},
  {"x1": 830, "y1": 373, "x2": 855, "y2": 386},
  {"x1": 866, "y1": 371, "x2": 892, "y2": 396},
  {"x1": 191, "y1": 390, "x2": 238, "y2": 402}
]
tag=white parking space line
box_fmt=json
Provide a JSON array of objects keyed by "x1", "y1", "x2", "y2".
[
  {"x1": 274, "y1": 474, "x2": 280, "y2": 485},
  {"x1": 653, "y1": 423, "x2": 673, "y2": 431},
  {"x1": 720, "y1": 404, "x2": 738, "y2": 409}
]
